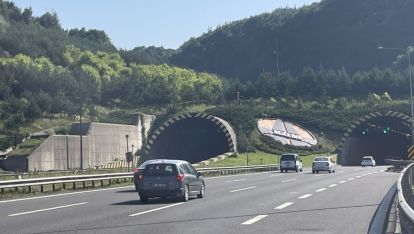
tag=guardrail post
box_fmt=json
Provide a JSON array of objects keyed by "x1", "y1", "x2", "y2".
[
  {"x1": 52, "y1": 184, "x2": 56, "y2": 192},
  {"x1": 40, "y1": 185, "x2": 44, "y2": 193},
  {"x1": 28, "y1": 186, "x2": 31, "y2": 193},
  {"x1": 63, "y1": 183, "x2": 66, "y2": 190},
  {"x1": 92, "y1": 181, "x2": 95, "y2": 188},
  {"x1": 73, "y1": 182, "x2": 76, "y2": 190},
  {"x1": 82, "y1": 181, "x2": 86, "y2": 189},
  {"x1": 109, "y1": 179, "x2": 112, "y2": 185},
  {"x1": 101, "y1": 180, "x2": 104, "y2": 187}
]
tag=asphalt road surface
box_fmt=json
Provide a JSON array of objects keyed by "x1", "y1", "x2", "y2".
[{"x1": 0, "y1": 166, "x2": 398, "y2": 234}]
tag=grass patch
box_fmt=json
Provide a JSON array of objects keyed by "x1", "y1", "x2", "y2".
[{"x1": 7, "y1": 138, "x2": 46, "y2": 156}]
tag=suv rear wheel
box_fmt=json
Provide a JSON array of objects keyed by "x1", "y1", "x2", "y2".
[
  {"x1": 181, "y1": 185, "x2": 189, "y2": 202},
  {"x1": 197, "y1": 183, "x2": 205, "y2": 198},
  {"x1": 140, "y1": 195, "x2": 148, "y2": 203}
]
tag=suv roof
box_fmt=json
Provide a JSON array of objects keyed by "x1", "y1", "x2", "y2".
[{"x1": 144, "y1": 159, "x2": 189, "y2": 165}]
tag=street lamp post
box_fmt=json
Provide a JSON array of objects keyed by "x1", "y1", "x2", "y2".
[{"x1": 378, "y1": 46, "x2": 414, "y2": 145}]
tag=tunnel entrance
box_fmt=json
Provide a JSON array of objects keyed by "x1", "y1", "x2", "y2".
[
  {"x1": 340, "y1": 111, "x2": 411, "y2": 166},
  {"x1": 142, "y1": 113, "x2": 237, "y2": 164}
]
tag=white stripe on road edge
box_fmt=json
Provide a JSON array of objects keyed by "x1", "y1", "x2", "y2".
[
  {"x1": 225, "y1": 179, "x2": 247, "y2": 183},
  {"x1": 328, "y1": 184, "x2": 338, "y2": 187},
  {"x1": 315, "y1": 188, "x2": 327, "y2": 192},
  {"x1": 298, "y1": 194, "x2": 312, "y2": 199},
  {"x1": 275, "y1": 202, "x2": 294, "y2": 210},
  {"x1": 230, "y1": 186, "x2": 256, "y2": 193},
  {"x1": 8, "y1": 202, "x2": 87, "y2": 217},
  {"x1": 129, "y1": 203, "x2": 184, "y2": 217},
  {"x1": 241, "y1": 215, "x2": 268, "y2": 225},
  {"x1": 339, "y1": 181, "x2": 347, "y2": 184},
  {"x1": 0, "y1": 186, "x2": 133, "y2": 204},
  {"x1": 282, "y1": 179, "x2": 297, "y2": 183}
]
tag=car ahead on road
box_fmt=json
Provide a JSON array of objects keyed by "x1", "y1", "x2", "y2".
[
  {"x1": 135, "y1": 159, "x2": 205, "y2": 203},
  {"x1": 280, "y1": 153, "x2": 303, "y2": 172},
  {"x1": 312, "y1": 156, "x2": 336, "y2": 173},
  {"x1": 361, "y1": 156, "x2": 376, "y2": 167}
]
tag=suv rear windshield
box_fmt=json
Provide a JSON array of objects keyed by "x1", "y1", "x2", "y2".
[
  {"x1": 143, "y1": 164, "x2": 178, "y2": 176},
  {"x1": 281, "y1": 154, "x2": 295, "y2": 161}
]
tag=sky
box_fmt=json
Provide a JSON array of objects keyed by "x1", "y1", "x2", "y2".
[{"x1": 11, "y1": 0, "x2": 320, "y2": 50}]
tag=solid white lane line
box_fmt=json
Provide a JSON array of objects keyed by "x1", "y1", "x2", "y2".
[
  {"x1": 298, "y1": 194, "x2": 312, "y2": 199},
  {"x1": 225, "y1": 179, "x2": 247, "y2": 183},
  {"x1": 315, "y1": 188, "x2": 327, "y2": 192},
  {"x1": 328, "y1": 184, "x2": 338, "y2": 187},
  {"x1": 241, "y1": 215, "x2": 268, "y2": 225},
  {"x1": 275, "y1": 202, "x2": 294, "y2": 210},
  {"x1": 0, "y1": 186, "x2": 133, "y2": 204},
  {"x1": 230, "y1": 186, "x2": 256, "y2": 193},
  {"x1": 8, "y1": 202, "x2": 87, "y2": 217},
  {"x1": 339, "y1": 181, "x2": 347, "y2": 184},
  {"x1": 282, "y1": 179, "x2": 297, "y2": 183},
  {"x1": 129, "y1": 203, "x2": 184, "y2": 217},
  {"x1": 348, "y1": 178, "x2": 355, "y2": 181}
]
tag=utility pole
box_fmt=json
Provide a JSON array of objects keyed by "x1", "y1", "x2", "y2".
[
  {"x1": 79, "y1": 103, "x2": 83, "y2": 170},
  {"x1": 274, "y1": 39, "x2": 280, "y2": 80}
]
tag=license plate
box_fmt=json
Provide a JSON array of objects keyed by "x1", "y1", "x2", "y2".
[{"x1": 153, "y1": 183, "x2": 166, "y2": 188}]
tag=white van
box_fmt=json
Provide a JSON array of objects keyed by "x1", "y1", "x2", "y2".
[{"x1": 280, "y1": 153, "x2": 303, "y2": 172}]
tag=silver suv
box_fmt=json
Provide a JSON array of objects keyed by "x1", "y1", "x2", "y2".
[{"x1": 280, "y1": 154, "x2": 303, "y2": 172}]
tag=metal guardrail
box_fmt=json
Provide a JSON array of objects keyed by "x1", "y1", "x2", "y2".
[
  {"x1": 397, "y1": 163, "x2": 414, "y2": 233},
  {"x1": 0, "y1": 164, "x2": 279, "y2": 194}
]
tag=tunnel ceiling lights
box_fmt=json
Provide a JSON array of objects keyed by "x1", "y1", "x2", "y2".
[{"x1": 364, "y1": 123, "x2": 409, "y2": 137}]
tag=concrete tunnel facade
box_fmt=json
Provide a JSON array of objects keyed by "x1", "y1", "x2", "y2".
[
  {"x1": 140, "y1": 113, "x2": 237, "y2": 164},
  {"x1": 339, "y1": 111, "x2": 411, "y2": 166}
]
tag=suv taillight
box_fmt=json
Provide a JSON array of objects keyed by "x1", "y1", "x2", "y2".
[
  {"x1": 312, "y1": 162, "x2": 315, "y2": 166},
  {"x1": 138, "y1": 174, "x2": 144, "y2": 181},
  {"x1": 133, "y1": 168, "x2": 140, "y2": 174},
  {"x1": 176, "y1": 174, "x2": 185, "y2": 182}
]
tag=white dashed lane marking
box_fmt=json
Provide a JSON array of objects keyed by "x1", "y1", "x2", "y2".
[
  {"x1": 275, "y1": 202, "x2": 294, "y2": 210},
  {"x1": 328, "y1": 184, "x2": 338, "y2": 187},
  {"x1": 339, "y1": 181, "x2": 347, "y2": 184},
  {"x1": 130, "y1": 203, "x2": 184, "y2": 217},
  {"x1": 9, "y1": 202, "x2": 88, "y2": 217},
  {"x1": 230, "y1": 186, "x2": 256, "y2": 193},
  {"x1": 298, "y1": 194, "x2": 312, "y2": 199},
  {"x1": 315, "y1": 188, "x2": 327, "y2": 192},
  {"x1": 225, "y1": 179, "x2": 247, "y2": 183},
  {"x1": 241, "y1": 215, "x2": 268, "y2": 225},
  {"x1": 282, "y1": 179, "x2": 297, "y2": 183}
]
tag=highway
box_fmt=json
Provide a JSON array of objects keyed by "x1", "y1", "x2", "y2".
[{"x1": 0, "y1": 166, "x2": 398, "y2": 234}]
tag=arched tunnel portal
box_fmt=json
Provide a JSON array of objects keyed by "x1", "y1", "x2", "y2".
[
  {"x1": 141, "y1": 113, "x2": 237, "y2": 164},
  {"x1": 339, "y1": 111, "x2": 411, "y2": 166}
]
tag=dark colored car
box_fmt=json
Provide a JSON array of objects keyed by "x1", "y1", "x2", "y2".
[{"x1": 134, "y1": 159, "x2": 205, "y2": 203}]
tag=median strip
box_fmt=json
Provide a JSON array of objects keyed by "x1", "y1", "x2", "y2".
[
  {"x1": 274, "y1": 202, "x2": 294, "y2": 210},
  {"x1": 129, "y1": 203, "x2": 184, "y2": 217},
  {"x1": 230, "y1": 186, "x2": 256, "y2": 193},
  {"x1": 8, "y1": 202, "x2": 88, "y2": 217},
  {"x1": 241, "y1": 215, "x2": 268, "y2": 225}
]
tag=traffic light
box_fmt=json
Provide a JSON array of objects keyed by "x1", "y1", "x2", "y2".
[
  {"x1": 362, "y1": 128, "x2": 368, "y2": 135},
  {"x1": 383, "y1": 126, "x2": 390, "y2": 134}
]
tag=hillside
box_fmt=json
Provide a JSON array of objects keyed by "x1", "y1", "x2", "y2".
[{"x1": 170, "y1": 0, "x2": 414, "y2": 81}]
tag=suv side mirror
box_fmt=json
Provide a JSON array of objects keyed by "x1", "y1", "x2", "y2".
[{"x1": 197, "y1": 172, "x2": 203, "y2": 177}]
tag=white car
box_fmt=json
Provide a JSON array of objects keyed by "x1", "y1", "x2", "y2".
[
  {"x1": 312, "y1": 156, "x2": 336, "y2": 173},
  {"x1": 361, "y1": 156, "x2": 376, "y2": 167}
]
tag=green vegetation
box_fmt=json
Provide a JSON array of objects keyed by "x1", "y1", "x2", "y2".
[{"x1": 171, "y1": 0, "x2": 414, "y2": 81}]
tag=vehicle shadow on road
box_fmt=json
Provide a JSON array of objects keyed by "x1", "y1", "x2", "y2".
[
  {"x1": 111, "y1": 198, "x2": 179, "y2": 206},
  {"x1": 115, "y1": 190, "x2": 137, "y2": 193}
]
